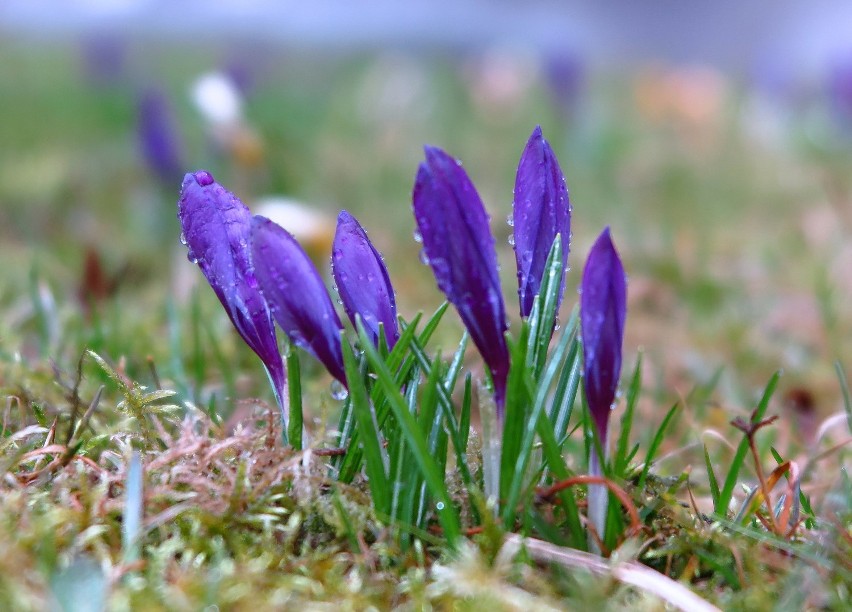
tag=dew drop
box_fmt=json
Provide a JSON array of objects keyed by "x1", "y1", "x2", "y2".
[
  {"x1": 554, "y1": 316, "x2": 561, "y2": 331},
  {"x1": 418, "y1": 249, "x2": 430, "y2": 265},
  {"x1": 435, "y1": 501, "x2": 445, "y2": 511},
  {"x1": 505, "y1": 214, "x2": 514, "y2": 227},
  {"x1": 412, "y1": 229, "x2": 423, "y2": 243},
  {"x1": 194, "y1": 170, "x2": 215, "y2": 186},
  {"x1": 179, "y1": 232, "x2": 188, "y2": 245},
  {"x1": 330, "y1": 380, "x2": 348, "y2": 401},
  {"x1": 507, "y1": 234, "x2": 515, "y2": 246}
]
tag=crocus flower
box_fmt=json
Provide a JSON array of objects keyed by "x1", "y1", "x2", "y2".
[
  {"x1": 413, "y1": 146, "x2": 510, "y2": 408},
  {"x1": 580, "y1": 226, "x2": 626, "y2": 551},
  {"x1": 138, "y1": 89, "x2": 184, "y2": 184},
  {"x1": 250, "y1": 216, "x2": 347, "y2": 385},
  {"x1": 513, "y1": 125, "x2": 571, "y2": 319},
  {"x1": 581, "y1": 227, "x2": 627, "y2": 443},
  {"x1": 177, "y1": 171, "x2": 287, "y2": 418},
  {"x1": 332, "y1": 210, "x2": 399, "y2": 350}
]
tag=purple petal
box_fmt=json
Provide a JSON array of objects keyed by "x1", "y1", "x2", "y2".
[
  {"x1": 250, "y1": 215, "x2": 346, "y2": 385},
  {"x1": 581, "y1": 227, "x2": 627, "y2": 442},
  {"x1": 138, "y1": 89, "x2": 184, "y2": 184},
  {"x1": 332, "y1": 210, "x2": 399, "y2": 350},
  {"x1": 413, "y1": 146, "x2": 510, "y2": 407},
  {"x1": 513, "y1": 125, "x2": 571, "y2": 318},
  {"x1": 177, "y1": 171, "x2": 287, "y2": 412}
]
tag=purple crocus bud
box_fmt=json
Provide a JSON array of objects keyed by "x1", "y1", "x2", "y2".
[
  {"x1": 177, "y1": 171, "x2": 287, "y2": 416},
  {"x1": 138, "y1": 89, "x2": 184, "y2": 184},
  {"x1": 250, "y1": 215, "x2": 347, "y2": 385},
  {"x1": 513, "y1": 125, "x2": 571, "y2": 319},
  {"x1": 332, "y1": 210, "x2": 399, "y2": 350},
  {"x1": 413, "y1": 146, "x2": 510, "y2": 407},
  {"x1": 581, "y1": 227, "x2": 627, "y2": 443}
]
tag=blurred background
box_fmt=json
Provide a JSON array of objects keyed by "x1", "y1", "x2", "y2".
[{"x1": 2, "y1": 1, "x2": 852, "y2": 443}]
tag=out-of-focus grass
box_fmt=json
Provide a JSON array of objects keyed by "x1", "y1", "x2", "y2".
[{"x1": 1, "y1": 40, "x2": 851, "y2": 608}]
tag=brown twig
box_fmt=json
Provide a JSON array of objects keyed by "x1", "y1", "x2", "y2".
[{"x1": 536, "y1": 474, "x2": 643, "y2": 537}]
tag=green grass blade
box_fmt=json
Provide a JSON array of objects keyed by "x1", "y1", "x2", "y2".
[
  {"x1": 716, "y1": 371, "x2": 781, "y2": 515},
  {"x1": 550, "y1": 308, "x2": 581, "y2": 442},
  {"x1": 336, "y1": 309, "x2": 427, "y2": 480},
  {"x1": 703, "y1": 444, "x2": 721, "y2": 509},
  {"x1": 342, "y1": 335, "x2": 390, "y2": 516},
  {"x1": 460, "y1": 373, "x2": 472, "y2": 452},
  {"x1": 358, "y1": 323, "x2": 461, "y2": 548},
  {"x1": 444, "y1": 332, "x2": 468, "y2": 394},
  {"x1": 637, "y1": 402, "x2": 680, "y2": 489},
  {"x1": 526, "y1": 237, "x2": 564, "y2": 377},
  {"x1": 614, "y1": 354, "x2": 642, "y2": 477},
  {"x1": 404, "y1": 334, "x2": 476, "y2": 493},
  {"x1": 285, "y1": 351, "x2": 302, "y2": 449},
  {"x1": 535, "y1": 386, "x2": 585, "y2": 549},
  {"x1": 503, "y1": 313, "x2": 575, "y2": 526}
]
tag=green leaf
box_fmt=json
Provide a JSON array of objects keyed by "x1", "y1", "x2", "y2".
[
  {"x1": 342, "y1": 333, "x2": 390, "y2": 516},
  {"x1": 614, "y1": 354, "x2": 642, "y2": 477},
  {"x1": 526, "y1": 236, "x2": 564, "y2": 378},
  {"x1": 358, "y1": 322, "x2": 461, "y2": 548},
  {"x1": 716, "y1": 371, "x2": 781, "y2": 515},
  {"x1": 286, "y1": 350, "x2": 302, "y2": 449},
  {"x1": 637, "y1": 402, "x2": 679, "y2": 489},
  {"x1": 503, "y1": 313, "x2": 576, "y2": 527},
  {"x1": 703, "y1": 444, "x2": 721, "y2": 509}
]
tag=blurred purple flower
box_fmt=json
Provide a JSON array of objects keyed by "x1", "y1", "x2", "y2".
[
  {"x1": 513, "y1": 125, "x2": 572, "y2": 319},
  {"x1": 828, "y1": 54, "x2": 852, "y2": 126},
  {"x1": 177, "y1": 171, "x2": 287, "y2": 416},
  {"x1": 80, "y1": 33, "x2": 127, "y2": 87},
  {"x1": 332, "y1": 210, "x2": 399, "y2": 350},
  {"x1": 581, "y1": 227, "x2": 627, "y2": 443},
  {"x1": 138, "y1": 89, "x2": 184, "y2": 184},
  {"x1": 543, "y1": 51, "x2": 584, "y2": 113},
  {"x1": 413, "y1": 146, "x2": 510, "y2": 408},
  {"x1": 250, "y1": 216, "x2": 347, "y2": 385}
]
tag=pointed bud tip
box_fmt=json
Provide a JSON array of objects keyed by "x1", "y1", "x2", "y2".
[{"x1": 182, "y1": 170, "x2": 215, "y2": 190}]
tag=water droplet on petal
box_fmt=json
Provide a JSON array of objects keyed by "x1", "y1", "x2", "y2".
[
  {"x1": 418, "y1": 249, "x2": 430, "y2": 265},
  {"x1": 507, "y1": 234, "x2": 515, "y2": 246},
  {"x1": 412, "y1": 229, "x2": 423, "y2": 243},
  {"x1": 330, "y1": 380, "x2": 348, "y2": 401},
  {"x1": 506, "y1": 214, "x2": 514, "y2": 227},
  {"x1": 179, "y1": 232, "x2": 187, "y2": 245},
  {"x1": 193, "y1": 170, "x2": 215, "y2": 186}
]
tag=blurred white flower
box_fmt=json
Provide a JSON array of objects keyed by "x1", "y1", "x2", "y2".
[{"x1": 190, "y1": 71, "x2": 243, "y2": 125}]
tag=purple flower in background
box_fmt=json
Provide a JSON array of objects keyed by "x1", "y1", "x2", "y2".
[
  {"x1": 513, "y1": 126, "x2": 572, "y2": 319},
  {"x1": 138, "y1": 89, "x2": 184, "y2": 184},
  {"x1": 413, "y1": 146, "x2": 510, "y2": 408},
  {"x1": 581, "y1": 227, "x2": 627, "y2": 443},
  {"x1": 332, "y1": 210, "x2": 399, "y2": 350},
  {"x1": 543, "y1": 51, "x2": 585, "y2": 113},
  {"x1": 177, "y1": 171, "x2": 287, "y2": 417},
  {"x1": 828, "y1": 54, "x2": 852, "y2": 126},
  {"x1": 250, "y1": 216, "x2": 347, "y2": 385}
]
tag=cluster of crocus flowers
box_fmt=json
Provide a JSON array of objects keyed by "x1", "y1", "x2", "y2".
[
  {"x1": 178, "y1": 170, "x2": 399, "y2": 427},
  {"x1": 412, "y1": 126, "x2": 572, "y2": 411}
]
